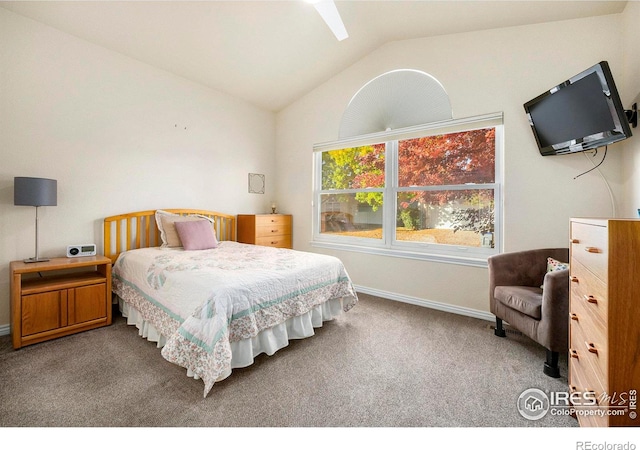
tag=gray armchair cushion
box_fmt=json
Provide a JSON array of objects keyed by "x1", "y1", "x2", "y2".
[{"x1": 494, "y1": 285, "x2": 543, "y2": 319}]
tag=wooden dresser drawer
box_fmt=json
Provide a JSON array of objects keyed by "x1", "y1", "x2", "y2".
[
  {"x1": 570, "y1": 221, "x2": 608, "y2": 281},
  {"x1": 569, "y1": 359, "x2": 606, "y2": 402},
  {"x1": 569, "y1": 296, "x2": 607, "y2": 350},
  {"x1": 255, "y1": 235, "x2": 292, "y2": 248},
  {"x1": 569, "y1": 348, "x2": 605, "y2": 397},
  {"x1": 569, "y1": 366, "x2": 608, "y2": 428},
  {"x1": 569, "y1": 259, "x2": 608, "y2": 325},
  {"x1": 237, "y1": 214, "x2": 293, "y2": 249},
  {"x1": 256, "y1": 223, "x2": 292, "y2": 238},
  {"x1": 255, "y1": 214, "x2": 291, "y2": 228},
  {"x1": 570, "y1": 314, "x2": 608, "y2": 384}
]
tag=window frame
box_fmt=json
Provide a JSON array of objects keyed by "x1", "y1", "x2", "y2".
[{"x1": 312, "y1": 112, "x2": 503, "y2": 267}]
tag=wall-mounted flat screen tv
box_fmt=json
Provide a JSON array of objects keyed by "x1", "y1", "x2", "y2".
[{"x1": 523, "y1": 61, "x2": 632, "y2": 156}]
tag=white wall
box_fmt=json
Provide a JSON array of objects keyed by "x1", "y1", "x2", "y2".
[
  {"x1": 276, "y1": 14, "x2": 626, "y2": 315},
  {"x1": 0, "y1": 8, "x2": 276, "y2": 327}
]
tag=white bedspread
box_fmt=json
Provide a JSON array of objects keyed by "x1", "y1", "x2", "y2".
[{"x1": 112, "y1": 241, "x2": 358, "y2": 396}]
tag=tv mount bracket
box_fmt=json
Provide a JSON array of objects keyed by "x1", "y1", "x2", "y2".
[{"x1": 625, "y1": 103, "x2": 637, "y2": 128}]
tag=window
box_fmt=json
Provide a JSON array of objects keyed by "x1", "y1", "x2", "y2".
[{"x1": 313, "y1": 113, "x2": 502, "y2": 266}]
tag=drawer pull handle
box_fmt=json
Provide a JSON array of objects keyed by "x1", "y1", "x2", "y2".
[
  {"x1": 271, "y1": 229, "x2": 279, "y2": 233},
  {"x1": 584, "y1": 295, "x2": 598, "y2": 304},
  {"x1": 271, "y1": 241, "x2": 278, "y2": 245},
  {"x1": 584, "y1": 247, "x2": 601, "y2": 253},
  {"x1": 586, "y1": 342, "x2": 598, "y2": 355},
  {"x1": 570, "y1": 239, "x2": 580, "y2": 244},
  {"x1": 570, "y1": 313, "x2": 579, "y2": 321},
  {"x1": 570, "y1": 349, "x2": 579, "y2": 359},
  {"x1": 570, "y1": 276, "x2": 579, "y2": 283}
]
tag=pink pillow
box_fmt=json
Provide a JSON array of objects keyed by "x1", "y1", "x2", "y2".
[{"x1": 174, "y1": 219, "x2": 218, "y2": 250}]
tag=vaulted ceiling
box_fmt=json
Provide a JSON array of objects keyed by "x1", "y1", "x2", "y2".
[{"x1": 1, "y1": 1, "x2": 628, "y2": 112}]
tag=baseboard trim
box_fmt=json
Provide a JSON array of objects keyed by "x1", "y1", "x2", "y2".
[
  {"x1": 0, "y1": 324, "x2": 10, "y2": 337},
  {"x1": 354, "y1": 285, "x2": 494, "y2": 322}
]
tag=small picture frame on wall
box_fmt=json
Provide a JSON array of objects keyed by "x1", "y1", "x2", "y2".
[{"x1": 248, "y1": 173, "x2": 265, "y2": 194}]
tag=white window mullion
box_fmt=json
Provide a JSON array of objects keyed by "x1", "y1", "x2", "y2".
[
  {"x1": 382, "y1": 140, "x2": 397, "y2": 247},
  {"x1": 494, "y1": 124, "x2": 504, "y2": 254},
  {"x1": 312, "y1": 152, "x2": 321, "y2": 241}
]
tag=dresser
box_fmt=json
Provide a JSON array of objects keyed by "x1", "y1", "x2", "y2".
[
  {"x1": 237, "y1": 214, "x2": 292, "y2": 249},
  {"x1": 568, "y1": 218, "x2": 640, "y2": 427}
]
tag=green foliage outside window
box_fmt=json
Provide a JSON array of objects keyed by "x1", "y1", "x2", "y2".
[{"x1": 321, "y1": 129, "x2": 495, "y2": 233}]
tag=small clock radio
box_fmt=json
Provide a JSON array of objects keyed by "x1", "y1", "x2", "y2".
[{"x1": 66, "y1": 244, "x2": 97, "y2": 257}]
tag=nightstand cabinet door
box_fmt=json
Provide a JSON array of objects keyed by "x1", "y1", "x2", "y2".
[
  {"x1": 70, "y1": 283, "x2": 107, "y2": 325},
  {"x1": 22, "y1": 290, "x2": 67, "y2": 336}
]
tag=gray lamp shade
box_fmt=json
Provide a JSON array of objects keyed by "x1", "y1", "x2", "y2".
[{"x1": 14, "y1": 177, "x2": 57, "y2": 207}]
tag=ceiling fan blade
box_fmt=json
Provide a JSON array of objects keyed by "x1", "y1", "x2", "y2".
[{"x1": 311, "y1": 0, "x2": 349, "y2": 41}]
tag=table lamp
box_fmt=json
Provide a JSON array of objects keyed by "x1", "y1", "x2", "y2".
[{"x1": 14, "y1": 177, "x2": 57, "y2": 263}]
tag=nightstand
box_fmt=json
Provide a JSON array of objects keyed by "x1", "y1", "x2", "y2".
[
  {"x1": 10, "y1": 256, "x2": 112, "y2": 349},
  {"x1": 237, "y1": 214, "x2": 292, "y2": 248}
]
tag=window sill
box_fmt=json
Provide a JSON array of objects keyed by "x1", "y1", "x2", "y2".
[{"x1": 310, "y1": 240, "x2": 490, "y2": 268}]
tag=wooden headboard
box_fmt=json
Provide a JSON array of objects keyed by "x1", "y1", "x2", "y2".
[{"x1": 104, "y1": 209, "x2": 236, "y2": 263}]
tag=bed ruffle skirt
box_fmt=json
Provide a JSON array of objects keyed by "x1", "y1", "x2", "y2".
[{"x1": 118, "y1": 296, "x2": 344, "y2": 388}]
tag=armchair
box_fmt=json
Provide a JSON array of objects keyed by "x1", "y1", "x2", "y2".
[{"x1": 488, "y1": 248, "x2": 570, "y2": 378}]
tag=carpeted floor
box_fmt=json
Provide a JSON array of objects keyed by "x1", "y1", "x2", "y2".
[{"x1": 0, "y1": 294, "x2": 577, "y2": 428}]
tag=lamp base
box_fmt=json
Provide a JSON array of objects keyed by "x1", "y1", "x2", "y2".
[{"x1": 23, "y1": 257, "x2": 50, "y2": 264}]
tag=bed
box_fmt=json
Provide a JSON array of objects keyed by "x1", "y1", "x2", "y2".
[{"x1": 104, "y1": 209, "x2": 358, "y2": 397}]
